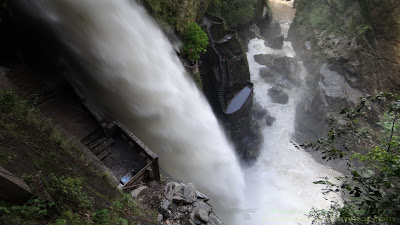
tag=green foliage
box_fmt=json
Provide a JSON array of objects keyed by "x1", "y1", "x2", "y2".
[
  {"x1": 294, "y1": 0, "x2": 368, "y2": 36},
  {"x1": 0, "y1": 90, "x2": 29, "y2": 115},
  {"x1": 208, "y1": 0, "x2": 260, "y2": 28},
  {"x1": 143, "y1": 0, "x2": 210, "y2": 35},
  {"x1": 92, "y1": 208, "x2": 128, "y2": 225},
  {"x1": 47, "y1": 173, "x2": 93, "y2": 210},
  {"x1": 182, "y1": 23, "x2": 209, "y2": 61},
  {"x1": 294, "y1": 93, "x2": 400, "y2": 224},
  {"x1": 51, "y1": 210, "x2": 91, "y2": 225},
  {"x1": 192, "y1": 72, "x2": 203, "y2": 90},
  {"x1": 309, "y1": 4, "x2": 331, "y2": 28},
  {"x1": 0, "y1": 197, "x2": 55, "y2": 224}
]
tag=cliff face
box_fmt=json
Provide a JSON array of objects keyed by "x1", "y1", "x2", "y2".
[
  {"x1": 288, "y1": 0, "x2": 400, "y2": 142},
  {"x1": 289, "y1": 0, "x2": 400, "y2": 94}
]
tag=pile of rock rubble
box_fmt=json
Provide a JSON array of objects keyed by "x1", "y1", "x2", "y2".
[{"x1": 158, "y1": 182, "x2": 224, "y2": 225}]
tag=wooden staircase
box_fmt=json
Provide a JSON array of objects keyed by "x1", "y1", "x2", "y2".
[{"x1": 81, "y1": 128, "x2": 114, "y2": 161}]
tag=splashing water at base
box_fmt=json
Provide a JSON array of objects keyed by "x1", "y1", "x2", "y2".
[{"x1": 25, "y1": 0, "x2": 245, "y2": 209}]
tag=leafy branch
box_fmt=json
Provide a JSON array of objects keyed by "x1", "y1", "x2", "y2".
[{"x1": 293, "y1": 92, "x2": 400, "y2": 224}]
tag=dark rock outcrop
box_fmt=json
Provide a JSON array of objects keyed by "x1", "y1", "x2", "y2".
[
  {"x1": 252, "y1": 102, "x2": 267, "y2": 120},
  {"x1": 268, "y1": 86, "x2": 289, "y2": 104},
  {"x1": 270, "y1": 34, "x2": 284, "y2": 49},
  {"x1": 265, "y1": 113, "x2": 276, "y2": 126},
  {"x1": 254, "y1": 54, "x2": 295, "y2": 83},
  {"x1": 259, "y1": 67, "x2": 277, "y2": 83},
  {"x1": 254, "y1": 54, "x2": 274, "y2": 66},
  {"x1": 260, "y1": 20, "x2": 281, "y2": 42},
  {"x1": 252, "y1": 102, "x2": 276, "y2": 126}
]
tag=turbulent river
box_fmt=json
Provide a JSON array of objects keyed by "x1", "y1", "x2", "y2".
[{"x1": 235, "y1": 1, "x2": 342, "y2": 224}]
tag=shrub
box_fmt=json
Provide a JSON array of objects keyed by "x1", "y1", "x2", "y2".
[
  {"x1": 294, "y1": 93, "x2": 400, "y2": 224},
  {"x1": 192, "y1": 72, "x2": 203, "y2": 90},
  {"x1": 47, "y1": 174, "x2": 93, "y2": 210},
  {"x1": 182, "y1": 23, "x2": 209, "y2": 61}
]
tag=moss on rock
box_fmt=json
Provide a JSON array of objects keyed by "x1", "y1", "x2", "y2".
[{"x1": 140, "y1": 0, "x2": 211, "y2": 36}]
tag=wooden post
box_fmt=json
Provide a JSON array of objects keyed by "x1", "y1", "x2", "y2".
[{"x1": 0, "y1": 167, "x2": 32, "y2": 202}]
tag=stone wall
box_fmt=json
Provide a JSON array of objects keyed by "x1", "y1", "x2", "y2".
[
  {"x1": 200, "y1": 14, "x2": 260, "y2": 163},
  {"x1": 216, "y1": 32, "x2": 251, "y2": 100},
  {"x1": 225, "y1": 85, "x2": 260, "y2": 162},
  {"x1": 199, "y1": 46, "x2": 223, "y2": 118}
]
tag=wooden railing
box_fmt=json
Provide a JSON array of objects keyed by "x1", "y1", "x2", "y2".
[{"x1": 74, "y1": 89, "x2": 160, "y2": 188}]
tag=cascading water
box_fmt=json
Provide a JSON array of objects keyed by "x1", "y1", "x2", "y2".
[
  {"x1": 233, "y1": 1, "x2": 342, "y2": 224},
  {"x1": 25, "y1": 0, "x2": 245, "y2": 209}
]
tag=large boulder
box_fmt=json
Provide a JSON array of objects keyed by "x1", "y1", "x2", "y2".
[
  {"x1": 260, "y1": 20, "x2": 281, "y2": 41},
  {"x1": 252, "y1": 102, "x2": 276, "y2": 126},
  {"x1": 164, "y1": 182, "x2": 183, "y2": 201},
  {"x1": 259, "y1": 67, "x2": 277, "y2": 83},
  {"x1": 254, "y1": 54, "x2": 293, "y2": 77},
  {"x1": 249, "y1": 24, "x2": 264, "y2": 40},
  {"x1": 183, "y1": 183, "x2": 197, "y2": 203},
  {"x1": 270, "y1": 55, "x2": 293, "y2": 75},
  {"x1": 265, "y1": 113, "x2": 276, "y2": 126},
  {"x1": 268, "y1": 86, "x2": 289, "y2": 104},
  {"x1": 252, "y1": 102, "x2": 268, "y2": 120},
  {"x1": 270, "y1": 34, "x2": 284, "y2": 49},
  {"x1": 254, "y1": 54, "x2": 273, "y2": 66}
]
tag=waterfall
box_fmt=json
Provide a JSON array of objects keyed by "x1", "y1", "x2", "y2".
[{"x1": 25, "y1": 0, "x2": 245, "y2": 207}]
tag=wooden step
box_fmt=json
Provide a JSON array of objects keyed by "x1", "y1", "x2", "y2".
[
  {"x1": 97, "y1": 147, "x2": 112, "y2": 161},
  {"x1": 86, "y1": 136, "x2": 107, "y2": 150},
  {"x1": 81, "y1": 128, "x2": 103, "y2": 146},
  {"x1": 92, "y1": 138, "x2": 114, "y2": 155}
]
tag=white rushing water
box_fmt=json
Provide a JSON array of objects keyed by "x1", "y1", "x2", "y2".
[
  {"x1": 27, "y1": 0, "x2": 245, "y2": 207},
  {"x1": 235, "y1": 38, "x2": 342, "y2": 225},
  {"x1": 232, "y1": 1, "x2": 342, "y2": 224}
]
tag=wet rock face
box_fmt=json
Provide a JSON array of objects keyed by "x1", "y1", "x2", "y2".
[
  {"x1": 288, "y1": 0, "x2": 400, "y2": 94},
  {"x1": 259, "y1": 67, "x2": 276, "y2": 83},
  {"x1": 260, "y1": 20, "x2": 281, "y2": 42},
  {"x1": 158, "y1": 182, "x2": 224, "y2": 225},
  {"x1": 285, "y1": 0, "x2": 400, "y2": 144},
  {"x1": 252, "y1": 102, "x2": 276, "y2": 126},
  {"x1": 254, "y1": 54, "x2": 296, "y2": 84},
  {"x1": 270, "y1": 34, "x2": 284, "y2": 49},
  {"x1": 249, "y1": 24, "x2": 264, "y2": 40},
  {"x1": 252, "y1": 102, "x2": 268, "y2": 120},
  {"x1": 268, "y1": 86, "x2": 289, "y2": 104},
  {"x1": 265, "y1": 113, "x2": 276, "y2": 126},
  {"x1": 254, "y1": 54, "x2": 274, "y2": 66},
  {"x1": 318, "y1": 63, "x2": 363, "y2": 104}
]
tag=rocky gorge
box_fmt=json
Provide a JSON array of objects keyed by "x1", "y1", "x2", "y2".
[{"x1": 1, "y1": 0, "x2": 400, "y2": 224}]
